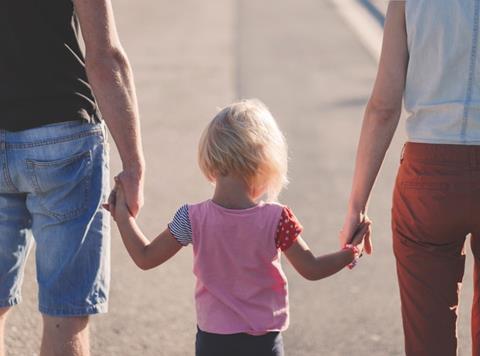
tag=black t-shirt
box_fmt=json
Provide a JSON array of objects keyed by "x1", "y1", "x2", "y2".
[{"x1": 0, "y1": 0, "x2": 101, "y2": 131}]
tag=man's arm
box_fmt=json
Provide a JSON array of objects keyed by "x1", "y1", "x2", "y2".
[{"x1": 73, "y1": 0, "x2": 145, "y2": 216}]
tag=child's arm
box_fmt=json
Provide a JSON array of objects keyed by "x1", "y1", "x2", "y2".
[
  {"x1": 284, "y1": 222, "x2": 369, "y2": 281},
  {"x1": 107, "y1": 179, "x2": 182, "y2": 270},
  {"x1": 116, "y1": 218, "x2": 182, "y2": 270}
]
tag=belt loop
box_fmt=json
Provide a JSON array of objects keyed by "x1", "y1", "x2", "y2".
[
  {"x1": 470, "y1": 146, "x2": 477, "y2": 168},
  {"x1": 400, "y1": 143, "x2": 406, "y2": 164},
  {"x1": 477, "y1": 146, "x2": 480, "y2": 168},
  {"x1": 101, "y1": 121, "x2": 109, "y2": 142},
  {"x1": 0, "y1": 130, "x2": 5, "y2": 150}
]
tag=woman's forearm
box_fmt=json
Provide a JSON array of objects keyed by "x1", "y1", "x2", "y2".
[
  {"x1": 347, "y1": 1, "x2": 408, "y2": 216},
  {"x1": 348, "y1": 103, "x2": 401, "y2": 215}
]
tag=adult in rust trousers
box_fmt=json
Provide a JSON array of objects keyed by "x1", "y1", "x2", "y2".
[{"x1": 339, "y1": 1, "x2": 480, "y2": 355}]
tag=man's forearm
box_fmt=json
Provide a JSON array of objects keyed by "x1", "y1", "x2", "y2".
[{"x1": 86, "y1": 47, "x2": 144, "y2": 172}]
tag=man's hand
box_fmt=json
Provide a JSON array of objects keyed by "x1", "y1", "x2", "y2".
[
  {"x1": 103, "y1": 176, "x2": 138, "y2": 221},
  {"x1": 116, "y1": 168, "x2": 144, "y2": 217},
  {"x1": 339, "y1": 210, "x2": 373, "y2": 255}
]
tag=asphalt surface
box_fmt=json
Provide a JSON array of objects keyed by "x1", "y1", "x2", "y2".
[
  {"x1": 4, "y1": 1, "x2": 475, "y2": 355},
  {"x1": 371, "y1": 0, "x2": 388, "y2": 15}
]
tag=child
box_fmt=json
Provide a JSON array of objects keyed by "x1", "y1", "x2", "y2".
[{"x1": 105, "y1": 99, "x2": 370, "y2": 356}]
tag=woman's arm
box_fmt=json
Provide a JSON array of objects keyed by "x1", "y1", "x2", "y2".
[{"x1": 339, "y1": 1, "x2": 409, "y2": 253}]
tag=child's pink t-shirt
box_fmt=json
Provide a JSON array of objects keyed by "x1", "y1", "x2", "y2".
[{"x1": 168, "y1": 199, "x2": 303, "y2": 335}]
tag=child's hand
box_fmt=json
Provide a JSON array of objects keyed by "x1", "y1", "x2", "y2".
[
  {"x1": 350, "y1": 219, "x2": 372, "y2": 255},
  {"x1": 103, "y1": 177, "x2": 133, "y2": 222}
]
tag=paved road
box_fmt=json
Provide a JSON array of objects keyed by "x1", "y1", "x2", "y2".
[
  {"x1": 5, "y1": 1, "x2": 475, "y2": 355},
  {"x1": 370, "y1": 0, "x2": 388, "y2": 15}
]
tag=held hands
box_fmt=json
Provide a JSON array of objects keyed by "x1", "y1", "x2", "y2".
[
  {"x1": 343, "y1": 218, "x2": 372, "y2": 269},
  {"x1": 348, "y1": 218, "x2": 372, "y2": 254},
  {"x1": 103, "y1": 177, "x2": 133, "y2": 222},
  {"x1": 115, "y1": 168, "x2": 145, "y2": 218},
  {"x1": 339, "y1": 210, "x2": 373, "y2": 255}
]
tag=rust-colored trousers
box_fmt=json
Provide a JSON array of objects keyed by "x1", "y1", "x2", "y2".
[{"x1": 392, "y1": 142, "x2": 480, "y2": 356}]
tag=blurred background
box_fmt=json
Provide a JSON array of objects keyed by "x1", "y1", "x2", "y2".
[{"x1": 5, "y1": 1, "x2": 475, "y2": 355}]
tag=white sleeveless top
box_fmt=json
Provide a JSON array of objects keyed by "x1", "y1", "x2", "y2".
[{"x1": 405, "y1": 0, "x2": 480, "y2": 144}]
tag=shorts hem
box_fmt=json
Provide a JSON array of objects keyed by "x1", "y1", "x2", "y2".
[
  {"x1": 39, "y1": 302, "x2": 108, "y2": 317},
  {"x1": 0, "y1": 296, "x2": 21, "y2": 308}
]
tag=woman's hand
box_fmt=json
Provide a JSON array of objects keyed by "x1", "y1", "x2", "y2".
[
  {"x1": 349, "y1": 218, "x2": 372, "y2": 255},
  {"x1": 339, "y1": 211, "x2": 373, "y2": 255}
]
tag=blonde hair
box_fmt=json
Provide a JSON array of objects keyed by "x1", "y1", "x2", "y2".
[{"x1": 198, "y1": 99, "x2": 288, "y2": 201}]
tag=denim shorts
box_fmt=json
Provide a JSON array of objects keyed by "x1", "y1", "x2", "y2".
[{"x1": 0, "y1": 120, "x2": 110, "y2": 316}]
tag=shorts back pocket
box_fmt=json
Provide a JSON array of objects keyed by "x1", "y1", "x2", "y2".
[{"x1": 27, "y1": 150, "x2": 93, "y2": 221}]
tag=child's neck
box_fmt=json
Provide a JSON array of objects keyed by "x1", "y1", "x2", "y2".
[{"x1": 212, "y1": 175, "x2": 259, "y2": 210}]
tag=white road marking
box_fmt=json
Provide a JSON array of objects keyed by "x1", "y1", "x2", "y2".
[{"x1": 332, "y1": 0, "x2": 384, "y2": 61}]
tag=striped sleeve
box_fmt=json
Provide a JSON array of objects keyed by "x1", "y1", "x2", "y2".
[{"x1": 168, "y1": 204, "x2": 192, "y2": 246}]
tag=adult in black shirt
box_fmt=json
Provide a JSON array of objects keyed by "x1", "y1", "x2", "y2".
[
  {"x1": 0, "y1": 0, "x2": 145, "y2": 355},
  {"x1": 0, "y1": 1, "x2": 100, "y2": 131}
]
